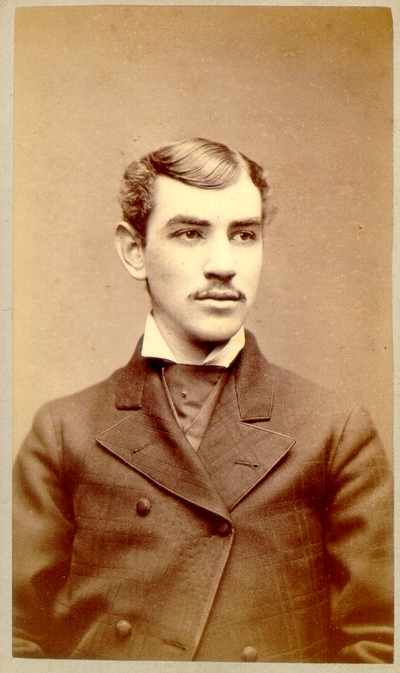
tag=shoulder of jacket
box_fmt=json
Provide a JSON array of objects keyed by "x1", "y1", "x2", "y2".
[
  {"x1": 35, "y1": 363, "x2": 131, "y2": 424},
  {"x1": 266, "y1": 360, "x2": 360, "y2": 425}
]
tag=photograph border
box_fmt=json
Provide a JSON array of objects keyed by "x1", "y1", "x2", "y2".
[{"x1": 2, "y1": 1, "x2": 398, "y2": 671}]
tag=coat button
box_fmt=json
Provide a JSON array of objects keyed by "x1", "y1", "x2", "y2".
[
  {"x1": 136, "y1": 497, "x2": 151, "y2": 516},
  {"x1": 115, "y1": 619, "x2": 132, "y2": 637},
  {"x1": 216, "y1": 521, "x2": 231, "y2": 536},
  {"x1": 242, "y1": 646, "x2": 258, "y2": 662}
]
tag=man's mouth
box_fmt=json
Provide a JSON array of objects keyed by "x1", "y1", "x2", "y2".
[{"x1": 193, "y1": 288, "x2": 245, "y2": 301}]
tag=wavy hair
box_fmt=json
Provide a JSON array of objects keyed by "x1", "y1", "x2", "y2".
[{"x1": 119, "y1": 138, "x2": 270, "y2": 243}]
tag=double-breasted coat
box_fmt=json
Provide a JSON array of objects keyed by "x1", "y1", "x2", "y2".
[{"x1": 13, "y1": 332, "x2": 393, "y2": 662}]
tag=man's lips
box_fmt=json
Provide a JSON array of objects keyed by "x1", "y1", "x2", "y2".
[{"x1": 193, "y1": 289, "x2": 245, "y2": 301}]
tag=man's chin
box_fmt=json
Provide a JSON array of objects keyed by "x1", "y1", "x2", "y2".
[{"x1": 188, "y1": 322, "x2": 244, "y2": 347}]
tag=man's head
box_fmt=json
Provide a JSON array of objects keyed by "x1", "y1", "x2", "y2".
[{"x1": 116, "y1": 139, "x2": 269, "y2": 359}]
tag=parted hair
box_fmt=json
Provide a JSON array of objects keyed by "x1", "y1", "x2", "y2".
[{"x1": 119, "y1": 138, "x2": 270, "y2": 242}]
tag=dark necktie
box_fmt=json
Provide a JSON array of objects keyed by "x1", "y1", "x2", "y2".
[{"x1": 163, "y1": 364, "x2": 225, "y2": 433}]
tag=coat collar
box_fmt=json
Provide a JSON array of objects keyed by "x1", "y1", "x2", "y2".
[
  {"x1": 232, "y1": 330, "x2": 274, "y2": 420},
  {"x1": 114, "y1": 337, "x2": 146, "y2": 410},
  {"x1": 114, "y1": 330, "x2": 275, "y2": 421}
]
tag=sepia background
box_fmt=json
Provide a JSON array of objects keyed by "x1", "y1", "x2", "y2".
[{"x1": 13, "y1": 6, "x2": 393, "y2": 455}]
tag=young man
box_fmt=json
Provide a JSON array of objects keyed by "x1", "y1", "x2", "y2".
[{"x1": 13, "y1": 139, "x2": 393, "y2": 662}]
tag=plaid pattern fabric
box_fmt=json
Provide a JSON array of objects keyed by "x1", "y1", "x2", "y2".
[{"x1": 12, "y1": 332, "x2": 393, "y2": 661}]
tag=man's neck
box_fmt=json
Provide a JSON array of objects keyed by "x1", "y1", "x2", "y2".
[{"x1": 141, "y1": 313, "x2": 246, "y2": 367}]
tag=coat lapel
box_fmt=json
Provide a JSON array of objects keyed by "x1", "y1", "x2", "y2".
[
  {"x1": 96, "y1": 355, "x2": 230, "y2": 522},
  {"x1": 96, "y1": 331, "x2": 294, "y2": 516},
  {"x1": 197, "y1": 331, "x2": 295, "y2": 511}
]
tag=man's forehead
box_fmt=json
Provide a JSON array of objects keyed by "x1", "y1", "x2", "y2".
[{"x1": 151, "y1": 172, "x2": 262, "y2": 223}]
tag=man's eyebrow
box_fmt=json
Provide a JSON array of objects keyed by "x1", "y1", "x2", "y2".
[
  {"x1": 229, "y1": 218, "x2": 262, "y2": 228},
  {"x1": 165, "y1": 215, "x2": 211, "y2": 228},
  {"x1": 165, "y1": 216, "x2": 263, "y2": 229}
]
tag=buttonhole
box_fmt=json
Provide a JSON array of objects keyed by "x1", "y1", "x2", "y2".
[
  {"x1": 131, "y1": 444, "x2": 151, "y2": 455},
  {"x1": 163, "y1": 639, "x2": 187, "y2": 652},
  {"x1": 235, "y1": 460, "x2": 260, "y2": 470}
]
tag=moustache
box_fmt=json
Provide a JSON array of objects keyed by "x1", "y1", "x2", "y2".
[{"x1": 191, "y1": 283, "x2": 246, "y2": 302}]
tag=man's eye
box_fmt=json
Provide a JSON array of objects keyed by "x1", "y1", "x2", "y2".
[
  {"x1": 177, "y1": 230, "x2": 203, "y2": 240},
  {"x1": 232, "y1": 231, "x2": 256, "y2": 242}
]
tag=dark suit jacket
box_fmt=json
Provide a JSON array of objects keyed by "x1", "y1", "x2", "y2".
[{"x1": 13, "y1": 332, "x2": 393, "y2": 662}]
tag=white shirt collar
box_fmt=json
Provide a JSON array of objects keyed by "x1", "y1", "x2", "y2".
[{"x1": 141, "y1": 313, "x2": 245, "y2": 368}]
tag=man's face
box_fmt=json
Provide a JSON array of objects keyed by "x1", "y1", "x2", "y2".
[{"x1": 141, "y1": 171, "x2": 263, "y2": 349}]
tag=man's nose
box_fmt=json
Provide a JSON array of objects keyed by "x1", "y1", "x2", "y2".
[{"x1": 203, "y1": 236, "x2": 236, "y2": 281}]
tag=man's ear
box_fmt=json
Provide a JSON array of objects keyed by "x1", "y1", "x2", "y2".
[{"x1": 115, "y1": 223, "x2": 147, "y2": 281}]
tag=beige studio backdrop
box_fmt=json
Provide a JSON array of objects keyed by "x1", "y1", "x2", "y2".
[{"x1": 13, "y1": 6, "x2": 393, "y2": 456}]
